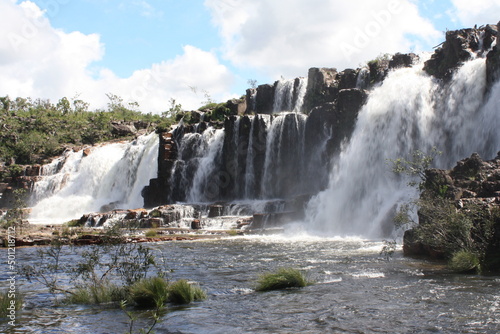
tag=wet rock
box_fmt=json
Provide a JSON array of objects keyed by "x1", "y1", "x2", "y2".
[
  {"x1": 125, "y1": 209, "x2": 148, "y2": 220},
  {"x1": 389, "y1": 53, "x2": 419, "y2": 70},
  {"x1": 255, "y1": 84, "x2": 275, "y2": 114},
  {"x1": 191, "y1": 219, "x2": 201, "y2": 229},
  {"x1": 486, "y1": 22, "x2": 500, "y2": 87},
  {"x1": 303, "y1": 67, "x2": 339, "y2": 113},
  {"x1": 338, "y1": 69, "x2": 358, "y2": 90},
  {"x1": 424, "y1": 28, "x2": 482, "y2": 80},
  {"x1": 208, "y1": 205, "x2": 224, "y2": 218},
  {"x1": 25, "y1": 165, "x2": 41, "y2": 177}
]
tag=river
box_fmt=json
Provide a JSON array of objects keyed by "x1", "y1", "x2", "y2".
[{"x1": 2, "y1": 235, "x2": 499, "y2": 333}]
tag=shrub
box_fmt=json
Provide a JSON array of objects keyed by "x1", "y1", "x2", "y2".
[
  {"x1": 255, "y1": 268, "x2": 312, "y2": 292},
  {"x1": 167, "y1": 279, "x2": 206, "y2": 305},
  {"x1": 129, "y1": 276, "x2": 169, "y2": 308},
  {"x1": 449, "y1": 250, "x2": 481, "y2": 274}
]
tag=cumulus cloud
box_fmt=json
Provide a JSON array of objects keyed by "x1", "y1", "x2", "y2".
[
  {"x1": 449, "y1": 0, "x2": 500, "y2": 26},
  {"x1": 205, "y1": 0, "x2": 441, "y2": 79},
  {"x1": 0, "y1": 1, "x2": 234, "y2": 113}
]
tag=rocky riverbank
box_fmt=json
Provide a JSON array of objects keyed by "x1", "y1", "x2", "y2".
[
  {"x1": 404, "y1": 152, "x2": 500, "y2": 272},
  {"x1": 0, "y1": 223, "x2": 236, "y2": 248}
]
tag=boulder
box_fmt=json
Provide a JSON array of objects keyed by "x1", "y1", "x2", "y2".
[
  {"x1": 111, "y1": 122, "x2": 137, "y2": 136},
  {"x1": 191, "y1": 219, "x2": 201, "y2": 229}
]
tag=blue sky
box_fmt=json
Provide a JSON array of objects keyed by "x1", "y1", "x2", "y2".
[{"x1": 0, "y1": 0, "x2": 498, "y2": 113}]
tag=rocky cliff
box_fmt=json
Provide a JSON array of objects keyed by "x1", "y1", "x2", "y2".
[{"x1": 404, "y1": 152, "x2": 500, "y2": 271}]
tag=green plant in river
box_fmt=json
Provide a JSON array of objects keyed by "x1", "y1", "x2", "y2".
[
  {"x1": 448, "y1": 250, "x2": 481, "y2": 274},
  {"x1": 167, "y1": 279, "x2": 206, "y2": 305},
  {"x1": 65, "y1": 283, "x2": 127, "y2": 305},
  {"x1": 255, "y1": 268, "x2": 312, "y2": 292},
  {"x1": 129, "y1": 276, "x2": 170, "y2": 308}
]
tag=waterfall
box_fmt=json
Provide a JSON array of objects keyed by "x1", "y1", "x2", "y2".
[
  {"x1": 261, "y1": 112, "x2": 307, "y2": 198},
  {"x1": 306, "y1": 57, "x2": 497, "y2": 237},
  {"x1": 29, "y1": 132, "x2": 159, "y2": 224},
  {"x1": 272, "y1": 77, "x2": 307, "y2": 113},
  {"x1": 187, "y1": 128, "x2": 225, "y2": 202},
  {"x1": 171, "y1": 111, "x2": 325, "y2": 203},
  {"x1": 273, "y1": 79, "x2": 295, "y2": 112}
]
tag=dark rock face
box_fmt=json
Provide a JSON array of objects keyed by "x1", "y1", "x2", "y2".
[
  {"x1": 254, "y1": 84, "x2": 275, "y2": 114},
  {"x1": 226, "y1": 98, "x2": 247, "y2": 116},
  {"x1": 486, "y1": 22, "x2": 500, "y2": 87},
  {"x1": 0, "y1": 165, "x2": 40, "y2": 208},
  {"x1": 368, "y1": 57, "x2": 390, "y2": 84},
  {"x1": 303, "y1": 67, "x2": 339, "y2": 113},
  {"x1": 142, "y1": 132, "x2": 178, "y2": 208},
  {"x1": 337, "y1": 69, "x2": 358, "y2": 90},
  {"x1": 329, "y1": 89, "x2": 367, "y2": 154},
  {"x1": 423, "y1": 27, "x2": 495, "y2": 80},
  {"x1": 389, "y1": 53, "x2": 419, "y2": 70}
]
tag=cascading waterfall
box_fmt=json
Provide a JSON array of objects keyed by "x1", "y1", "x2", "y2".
[
  {"x1": 306, "y1": 57, "x2": 498, "y2": 237},
  {"x1": 29, "y1": 132, "x2": 159, "y2": 224},
  {"x1": 272, "y1": 77, "x2": 307, "y2": 113},
  {"x1": 170, "y1": 110, "x2": 325, "y2": 204},
  {"x1": 273, "y1": 79, "x2": 295, "y2": 112},
  {"x1": 187, "y1": 128, "x2": 225, "y2": 202},
  {"x1": 261, "y1": 112, "x2": 307, "y2": 198}
]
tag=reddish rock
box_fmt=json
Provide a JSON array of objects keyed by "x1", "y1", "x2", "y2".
[{"x1": 191, "y1": 219, "x2": 201, "y2": 229}]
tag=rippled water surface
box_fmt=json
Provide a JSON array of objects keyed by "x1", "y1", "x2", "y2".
[{"x1": 2, "y1": 235, "x2": 500, "y2": 333}]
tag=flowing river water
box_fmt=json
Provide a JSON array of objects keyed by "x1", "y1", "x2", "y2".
[{"x1": 2, "y1": 235, "x2": 499, "y2": 333}]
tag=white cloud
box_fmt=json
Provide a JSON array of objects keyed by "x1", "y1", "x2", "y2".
[
  {"x1": 205, "y1": 0, "x2": 441, "y2": 79},
  {"x1": 0, "y1": 1, "x2": 234, "y2": 113},
  {"x1": 449, "y1": 0, "x2": 500, "y2": 27}
]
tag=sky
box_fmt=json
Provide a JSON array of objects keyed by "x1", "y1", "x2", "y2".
[{"x1": 0, "y1": 0, "x2": 499, "y2": 114}]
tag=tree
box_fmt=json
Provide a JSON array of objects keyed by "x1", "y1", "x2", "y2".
[{"x1": 56, "y1": 97, "x2": 71, "y2": 114}]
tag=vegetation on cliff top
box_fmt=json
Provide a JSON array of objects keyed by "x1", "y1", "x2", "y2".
[{"x1": 0, "y1": 94, "x2": 178, "y2": 166}]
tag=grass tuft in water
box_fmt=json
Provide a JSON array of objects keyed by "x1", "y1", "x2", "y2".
[
  {"x1": 255, "y1": 267, "x2": 312, "y2": 292},
  {"x1": 167, "y1": 279, "x2": 206, "y2": 305},
  {"x1": 129, "y1": 276, "x2": 169, "y2": 308},
  {"x1": 448, "y1": 250, "x2": 481, "y2": 274},
  {"x1": 65, "y1": 284, "x2": 127, "y2": 305}
]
